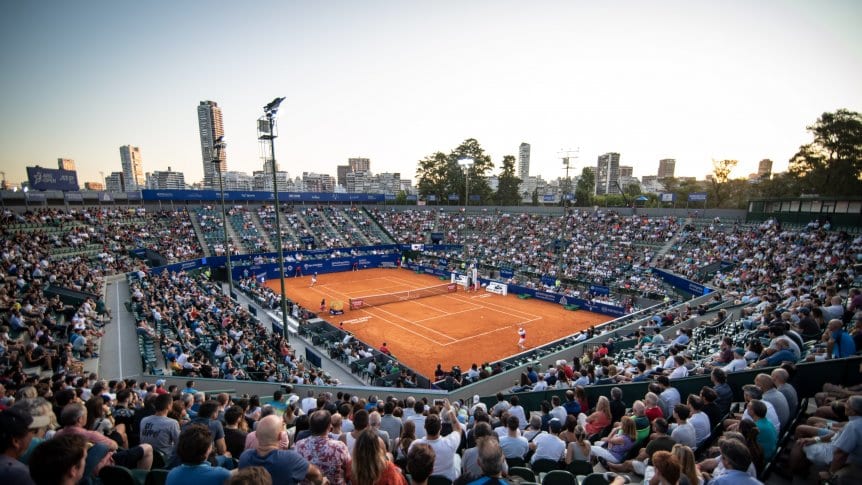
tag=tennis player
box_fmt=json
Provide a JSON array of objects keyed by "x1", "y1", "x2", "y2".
[
  {"x1": 310, "y1": 272, "x2": 318, "y2": 287},
  {"x1": 518, "y1": 327, "x2": 527, "y2": 350}
]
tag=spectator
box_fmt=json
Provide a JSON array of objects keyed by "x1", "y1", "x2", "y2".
[
  {"x1": 590, "y1": 415, "x2": 637, "y2": 464},
  {"x1": 711, "y1": 368, "x2": 733, "y2": 417},
  {"x1": 0, "y1": 409, "x2": 38, "y2": 484},
  {"x1": 226, "y1": 466, "x2": 273, "y2": 485},
  {"x1": 708, "y1": 439, "x2": 762, "y2": 485},
  {"x1": 27, "y1": 434, "x2": 88, "y2": 485},
  {"x1": 499, "y1": 415, "x2": 529, "y2": 461},
  {"x1": 294, "y1": 410, "x2": 351, "y2": 485},
  {"x1": 670, "y1": 405, "x2": 696, "y2": 449},
  {"x1": 351, "y1": 428, "x2": 406, "y2": 485},
  {"x1": 238, "y1": 415, "x2": 322, "y2": 485},
  {"x1": 223, "y1": 405, "x2": 249, "y2": 460},
  {"x1": 609, "y1": 387, "x2": 626, "y2": 424},
  {"x1": 409, "y1": 402, "x2": 463, "y2": 481},
  {"x1": 406, "y1": 443, "x2": 435, "y2": 485},
  {"x1": 582, "y1": 396, "x2": 612, "y2": 437},
  {"x1": 168, "y1": 424, "x2": 232, "y2": 485},
  {"x1": 826, "y1": 319, "x2": 856, "y2": 359},
  {"x1": 139, "y1": 393, "x2": 180, "y2": 462},
  {"x1": 468, "y1": 437, "x2": 507, "y2": 485},
  {"x1": 647, "y1": 450, "x2": 683, "y2": 485},
  {"x1": 530, "y1": 418, "x2": 566, "y2": 465}
]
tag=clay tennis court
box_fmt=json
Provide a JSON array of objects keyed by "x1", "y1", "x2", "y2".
[{"x1": 266, "y1": 268, "x2": 611, "y2": 377}]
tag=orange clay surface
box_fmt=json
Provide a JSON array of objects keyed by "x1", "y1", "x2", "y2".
[{"x1": 265, "y1": 268, "x2": 611, "y2": 377}]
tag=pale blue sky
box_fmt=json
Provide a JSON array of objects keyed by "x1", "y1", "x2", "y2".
[{"x1": 1, "y1": 0, "x2": 860, "y2": 186}]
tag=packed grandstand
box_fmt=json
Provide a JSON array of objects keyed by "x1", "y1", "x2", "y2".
[{"x1": 1, "y1": 201, "x2": 861, "y2": 484}]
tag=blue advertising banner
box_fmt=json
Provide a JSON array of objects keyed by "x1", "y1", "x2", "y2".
[
  {"x1": 469, "y1": 194, "x2": 481, "y2": 201},
  {"x1": 231, "y1": 253, "x2": 400, "y2": 281},
  {"x1": 426, "y1": 195, "x2": 437, "y2": 201},
  {"x1": 542, "y1": 194, "x2": 555, "y2": 202},
  {"x1": 406, "y1": 194, "x2": 418, "y2": 201},
  {"x1": 140, "y1": 189, "x2": 385, "y2": 203},
  {"x1": 659, "y1": 193, "x2": 676, "y2": 203},
  {"x1": 26, "y1": 166, "x2": 79, "y2": 191},
  {"x1": 541, "y1": 275, "x2": 557, "y2": 287},
  {"x1": 499, "y1": 268, "x2": 514, "y2": 279},
  {"x1": 688, "y1": 192, "x2": 707, "y2": 202},
  {"x1": 589, "y1": 284, "x2": 610, "y2": 296},
  {"x1": 300, "y1": 236, "x2": 315, "y2": 244},
  {"x1": 650, "y1": 267, "x2": 712, "y2": 296},
  {"x1": 447, "y1": 194, "x2": 459, "y2": 201},
  {"x1": 385, "y1": 194, "x2": 396, "y2": 201}
]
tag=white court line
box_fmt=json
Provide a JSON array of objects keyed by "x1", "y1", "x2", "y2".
[
  {"x1": 368, "y1": 304, "x2": 458, "y2": 342},
  {"x1": 115, "y1": 282, "x2": 123, "y2": 378},
  {"x1": 439, "y1": 316, "x2": 543, "y2": 347},
  {"x1": 357, "y1": 307, "x2": 456, "y2": 345}
]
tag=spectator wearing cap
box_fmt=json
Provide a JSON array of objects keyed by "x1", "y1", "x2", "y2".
[
  {"x1": 793, "y1": 306, "x2": 820, "y2": 338},
  {"x1": 529, "y1": 418, "x2": 565, "y2": 464},
  {"x1": 0, "y1": 409, "x2": 39, "y2": 484},
  {"x1": 154, "y1": 379, "x2": 168, "y2": 395},
  {"x1": 724, "y1": 347, "x2": 749, "y2": 372}
]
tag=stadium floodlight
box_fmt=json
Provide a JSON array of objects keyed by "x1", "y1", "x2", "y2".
[
  {"x1": 457, "y1": 158, "x2": 474, "y2": 261},
  {"x1": 212, "y1": 137, "x2": 232, "y2": 292},
  {"x1": 263, "y1": 97, "x2": 290, "y2": 339}
]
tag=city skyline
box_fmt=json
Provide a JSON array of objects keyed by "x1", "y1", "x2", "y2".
[{"x1": 1, "y1": 1, "x2": 860, "y2": 187}]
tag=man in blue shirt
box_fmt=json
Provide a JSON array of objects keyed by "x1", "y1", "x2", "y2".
[
  {"x1": 710, "y1": 439, "x2": 763, "y2": 485},
  {"x1": 827, "y1": 319, "x2": 856, "y2": 359},
  {"x1": 166, "y1": 425, "x2": 232, "y2": 485}
]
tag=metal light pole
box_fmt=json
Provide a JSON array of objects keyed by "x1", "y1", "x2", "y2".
[
  {"x1": 213, "y1": 137, "x2": 233, "y2": 292},
  {"x1": 458, "y1": 158, "x2": 473, "y2": 261},
  {"x1": 262, "y1": 97, "x2": 289, "y2": 339}
]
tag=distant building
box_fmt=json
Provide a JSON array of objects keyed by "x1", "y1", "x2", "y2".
[
  {"x1": 757, "y1": 159, "x2": 773, "y2": 179},
  {"x1": 198, "y1": 100, "x2": 226, "y2": 188},
  {"x1": 619, "y1": 165, "x2": 634, "y2": 178},
  {"x1": 223, "y1": 171, "x2": 253, "y2": 191},
  {"x1": 336, "y1": 164, "x2": 350, "y2": 188},
  {"x1": 348, "y1": 157, "x2": 370, "y2": 173},
  {"x1": 518, "y1": 142, "x2": 530, "y2": 180},
  {"x1": 84, "y1": 182, "x2": 104, "y2": 191},
  {"x1": 253, "y1": 170, "x2": 290, "y2": 192},
  {"x1": 146, "y1": 167, "x2": 185, "y2": 190},
  {"x1": 302, "y1": 172, "x2": 336, "y2": 192},
  {"x1": 57, "y1": 158, "x2": 76, "y2": 171},
  {"x1": 596, "y1": 152, "x2": 621, "y2": 195},
  {"x1": 105, "y1": 172, "x2": 124, "y2": 192},
  {"x1": 119, "y1": 145, "x2": 144, "y2": 190},
  {"x1": 658, "y1": 159, "x2": 676, "y2": 179}
]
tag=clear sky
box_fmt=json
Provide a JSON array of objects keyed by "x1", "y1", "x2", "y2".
[{"x1": 1, "y1": 0, "x2": 860, "y2": 187}]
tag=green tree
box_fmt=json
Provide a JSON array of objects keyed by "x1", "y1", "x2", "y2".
[
  {"x1": 395, "y1": 190, "x2": 408, "y2": 205},
  {"x1": 754, "y1": 172, "x2": 799, "y2": 199},
  {"x1": 531, "y1": 188, "x2": 539, "y2": 206},
  {"x1": 624, "y1": 183, "x2": 641, "y2": 197},
  {"x1": 788, "y1": 109, "x2": 862, "y2": 196},
  {"x1": 416, "y1": 152, "x2": 449, "y2": 202},
  {"x1": 451, "y1": 138, "x2": 494, "y2": 205},
  {"x1": 709, "y1": 159, "x2": 738, "y2": 208},
  {"x1": 574, "y1": 168, "x2": 595, "y2": 206},
  {"x1": 495, "y1": 155, "x2": 522, "y2": 206}
]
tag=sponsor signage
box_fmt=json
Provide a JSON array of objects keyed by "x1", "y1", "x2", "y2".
[
  {"x1": 688, "y1": 192, "x2": 707, "y2": 202},
  {"x1": 26, "y1": 166, "x2": 79, "y2": 191}
]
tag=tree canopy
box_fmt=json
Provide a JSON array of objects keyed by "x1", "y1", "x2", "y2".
[{"x1": 788, "y1": 109, "x2": 862, "y2": 196}]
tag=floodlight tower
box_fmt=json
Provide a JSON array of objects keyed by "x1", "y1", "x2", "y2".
[{"x1": 259, "y1": 97, "x2": 289, "y2": 339}]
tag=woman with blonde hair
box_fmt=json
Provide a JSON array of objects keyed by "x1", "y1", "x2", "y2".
[
  {"x1": 581, "y1": 395, "x2": 612, "y2": 437},
  {"x1": 565, "y1": 424, "x2": 592, "y2": 464},
  {"x1": 671, "y1": 444, "x2": 703, "y2": 485},
  {"x1": 352, "y1": 428, "x2": 406, "y2": 485},
  {"x1": 590, "y1": 416, "x2": 637, "y2": 464}
]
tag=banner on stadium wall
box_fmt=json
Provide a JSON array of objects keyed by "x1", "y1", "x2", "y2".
[
  {"x1": 65, "y1": 192, "x2": 83, "y2": 202},
  {"x1": 230, "y1": 253, "x2": 400, "y2": 281},
  {"x1": 406, "y1": 194, "x2": 418, "y2": 201},
  {"x1": 300, "y1": 236, "x2": 315, "y2": 244},
  {"x1": 650, "y1": 267, "x2": 712, "y2": 296},
  {"x1": 426, "y1": 195, "x2": 437, "y2": 201},
  {"x1": 26, "y1": 193, "x2": 47, "y2": 202},
  {"x1": 499, "y1": 268, "x2": 514, "y2": 279},
  {"x1": 589, "y1": 284, "x2": 610, "y2": 296},
  {"x1": 27, "y1": 166, "x2": 79, "y2": 191},
  {"x1": 447, "y1": 194, "x2": 459, "y2": 201},
  {"x1": 542, "y1": 194, "x2": 555, "y2": 202},
  {"x1": 688, "y1": 192, "x2": 707, "y2": 202},
  {"x1": 659, "y1": 193, "x2": 676, "y2": 203},
  {"x1": 541, "y1": 275, "x2": 557, "y2": 287},
  {"x1": 140, "y1": 189, "x2": 385, "y2": 203},
  {"x1": 469, "y1": 194, "x2": 481, "y2": 201},
  {"x1": 385, "y1": 194, "x2": 397, "y2": 201}
]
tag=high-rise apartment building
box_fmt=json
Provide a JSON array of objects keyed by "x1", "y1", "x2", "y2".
[
  {"x1": 595, "y1": 152, "x2": 621, "y2": 195},
  {"x1": 105, "y1": 172, "x2": 124, "y2": 192},
  {"x1": 619, "y1": 165, "x2": 633, "y2": 178},
  {"x1": 146, "y1": 167, "x2": 186, "y2": 190},
  {"x1": 518, "y1": 143, "x2": 530, "y2": 180},
  {"x1": 658, "y1": 159, "x2": 676, "y2": 179},
  {"x1": 336, "y1": 165, "x2": 351, "y2": 188},
  {"x1": 198, "y1": 100, "x2": 226, "y2": 187},
  {"x1": 119, "y1": 145, "x2": 144, "y2": 190},
  {"x1": 348, "y1": 157, "x2": 370, "y2": 173},
  {"x1": 57, "y1": 158, "x2": 76, "y2": 171},
  {"x1": 757, "y1": 159, "x2": 773, "y2": 179}
]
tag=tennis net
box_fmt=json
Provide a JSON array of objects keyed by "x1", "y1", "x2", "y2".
[{"x1": 349, "y1": 283, "x2": 458, "y2": 310}]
